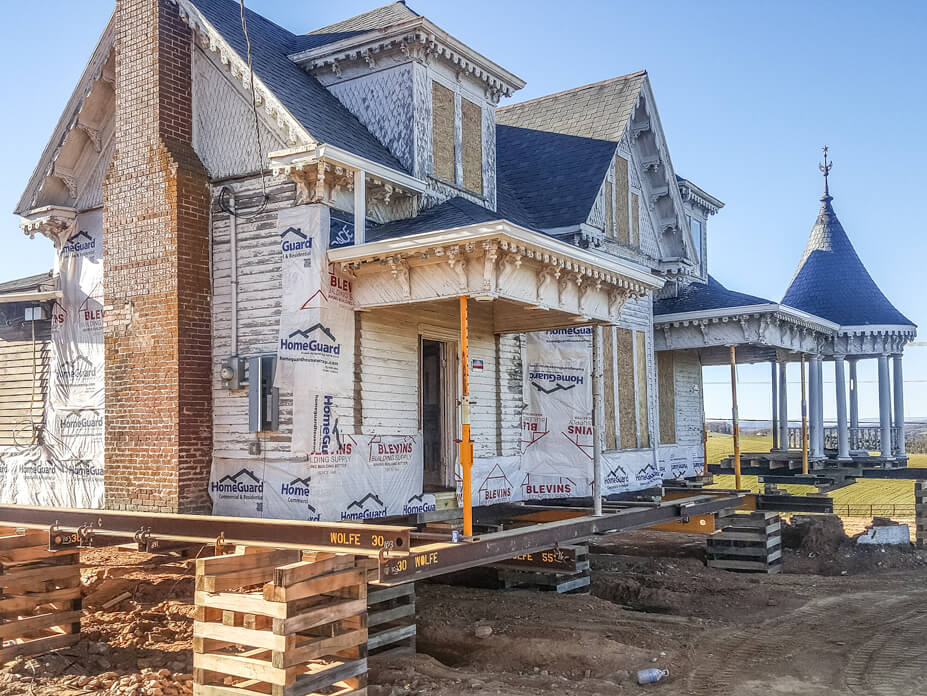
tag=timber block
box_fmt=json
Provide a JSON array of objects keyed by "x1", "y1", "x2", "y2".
[
  {"x1": 193, "y1": 548, "x2": 368, "y2": 696},
  {"x1": 367, "y1": 583, "x2": 415, "y2": 661},
  {"x1": 0, "y1": 529, "x2": 82, "y2": 662},
  {"x1": 707, "y1": 512, "x2": 783, "y2": 575}
]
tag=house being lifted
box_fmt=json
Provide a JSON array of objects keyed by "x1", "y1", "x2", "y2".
[{"x1": 2, "y1": 1, "x2": 917, "y2": 540}]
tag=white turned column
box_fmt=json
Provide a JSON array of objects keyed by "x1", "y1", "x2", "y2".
[
  {"x1": 848, "y1": 358, "x2": 859, "y2": 431},
  {"x1": 809, "y1": 356, "x2": 825, "y2": 458},
  {"x1": 834, "y1": 356, "x2": 850, "y2": 460},
  {"x1": 771, "y1": 361, "x2": 779, "y2": 450},
  {"x1": 878, "y1": 354, "x2": 893, "y2": 460},
  {"x1": 893, "y1": 354, "x2": 905, "y2": 457},
  {"x1": 778, "y1": 361, "x2": 789, "y2": 448}
]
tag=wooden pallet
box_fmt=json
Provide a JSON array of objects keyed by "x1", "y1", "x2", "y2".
[
  {"x1": 707, "y1": 512, "x2": 782, "y2": 574},
  {"x1": 916, "y1": 482, "x2": 926, "y2": 549},
  {"x1": 367, "y1": 583, "x2": 415, "y2": 661},
  {"x1": 193, "y1": 548, "x2": 368, "y2": 696},
  {"x1": 0, "y1": 528, "x2": 82, "y2": 662}
]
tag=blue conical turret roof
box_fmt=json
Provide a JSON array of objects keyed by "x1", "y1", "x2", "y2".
[{"x1": 782, "y1": 189, "x2": 913, "y2": 327}]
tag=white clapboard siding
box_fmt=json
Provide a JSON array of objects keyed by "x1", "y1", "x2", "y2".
[{"x1": 0, "y1": 320, "x2": 50, "y2": 447}]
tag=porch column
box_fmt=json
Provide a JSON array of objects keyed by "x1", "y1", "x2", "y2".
[
  {"x1": 814, "y1": 356, "x2": 825, "y2": 457},
  {"x1": 878, "y1": 354, "x2": 894, "y2": 460},
  {"x1": 771, "y1": 361, "x2": 779, "y2": 450},
  {"x1": 893, "y1": 354, "x2": 905, "y2": 457},
  {"x1": 848, "y1": 358, "x2": 859, "y2": 430},
  {"x1": 834, "y1": 355, "x2": 850, "y2": 461},
  {"x1": 778, "y1": 361, "x2": 789, "y2": 449},
  {"x1": 809, "y1": 356, "x2": 823, "y2": 459}
]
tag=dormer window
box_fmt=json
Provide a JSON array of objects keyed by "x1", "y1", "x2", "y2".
[{"x1": 431, "y1": 79, "x2": 484, "y2": 196}]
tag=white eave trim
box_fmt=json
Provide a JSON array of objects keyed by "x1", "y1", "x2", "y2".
[
  {"x1": 839, "y1": 324, "x2": 918, "y2": 335},
  {"x1": 0, "y1": 290, "x2": 62, "y2": 304},
  {"x1": 328, "y1": 219, "x2": 663, "y2": 290},
  {"x1": 654, "y1": 303, "x2": 839, "y2": 332},
  {"x1": 268, "y1": 144, "x2": 426, "y2": 194}
]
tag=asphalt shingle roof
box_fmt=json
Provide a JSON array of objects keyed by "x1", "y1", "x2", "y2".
[
  {"x1": 782, "y1": 194, "x2": 914, "y2": 327},
  {"x1": 305, "y1": 2, "x2": 418, "y2": 37},
  {"x1": 0, "y1": 271, "x2": 54, "y2": 295},
  {"x1": 188, "y1": 0, "x2": 407, "y2": 172},
  {"x1": 496, "y1": 125, "x2": 618, "y2": 230},
  {"x1": 496, "y1": 71, "x2": 646, "y2": 142},
  {"x1": 366, "y1": 197, "x2": 501, "y2": 242},
  {"x1": 654, "y1": 275, "x2": 772, "y2": 316}
]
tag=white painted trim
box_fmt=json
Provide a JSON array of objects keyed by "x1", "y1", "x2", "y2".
[
  {"x1": 838, "y1": 324, "x2": 917, "y2": 335},
  {"x1": 0, "y1": 290, "x2": 62, "y2": 304},
  {"x1": 269, "y1": 144, "x2": 427, "y2": 194},
  {"x1": 328, "y1": 220, "x2": 663, "y2": 289},
  {"x1": 654, "y1": 303, "x2": 840, "y2": 332}
]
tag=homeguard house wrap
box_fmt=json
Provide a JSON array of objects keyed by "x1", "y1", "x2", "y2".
[{"x1": 8, "y1": 1, "x2": 915, "y2": 518}]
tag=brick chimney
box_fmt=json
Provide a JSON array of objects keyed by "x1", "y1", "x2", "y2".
[{"x1": 103, "y1": 0, "x2": 212, "y2": 512}]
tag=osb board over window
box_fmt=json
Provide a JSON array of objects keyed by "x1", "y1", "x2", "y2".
[
  {"x1": 616, "y1": 328, "x2": 636, "y2": 450},
  {"x1": 635, "y1": 330, "x2": 650, "y2": 448},
  {"x1": 631, "y1": 192, "x2": 640, "y2": 248},
  {"x1": 615, "y1": 157, "x2": 630, "y2": 245},
  {"x1": 432, "y1": 81, "x2": 455, "y2": 182},
  {"x1": 657, "y1": 352, "x2": 676, "y2": 444},
  {"x1": 603, "y1": 327, "x2": 617, "y2": 449},
  {"x1": 461, "y1": 98, "x2": 483, "y2": 194},
  {"x1": 604, "y1": 179, "x2": 614, "y2": 238}
]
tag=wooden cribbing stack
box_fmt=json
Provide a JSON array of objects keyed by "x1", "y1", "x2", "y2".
[
  {"x1": 0, "y1": 527, "x2": 82, "y2": 662},
  {"x1": 366, "y1": 584, "x2": 415, "y2": 660},
  {"x1": 193, "y1": 548, "x2": 368, "y2": 696},
  {"x1": 916, "y1": 481, "x2": 927, "y2": 549},
  {"x1": 491, "y1": 544, "x2": 591, "y2": 594},
  {"x1": 706, "y1": 511, "x2": 782, "y2": 574}
]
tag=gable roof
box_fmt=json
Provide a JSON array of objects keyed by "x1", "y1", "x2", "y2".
[
  {"x1": 782, "y1": 192, "x2": 914, "y2": 327},
  {"x1": 366, "y1": 196, "x2": 501, "y2": 243},
  {"x1": 187, "y1": 0, "x2": 407, "y2": 173},
  {"x1": 306, "y1": 2, "x2": 418, "y2": 37},
  {"x1": 654, "y1": 275, "x2": 772, "y2": 316},
  {"x1": 496, "y1": 125, "x2": 618, "y2": 230},
  {"x1": 496, "y1": 71, "x2": 646, "y2": 142}
]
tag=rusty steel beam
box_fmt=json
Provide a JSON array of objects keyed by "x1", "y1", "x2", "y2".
[
  {"x1": 376, "y1": 493, "x2": 743, "y2": 584},
  {"x1": 0, "y1": 505, "x2": 412, "y2": 553}
]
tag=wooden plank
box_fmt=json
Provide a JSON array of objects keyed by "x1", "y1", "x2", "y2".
[
  {"x1": 0, "y1": 631, "x2": 79, "y2": 662},
  {"x1": 0, "y1": 609, "x2": 82, "y2": 640},
  {"x1": 199, "y1": 566, "x2": 279, "y2": 593},
  {"x1": 263, "y1": 569, "x2": 364, "y2": 603},
  {"x1": 193, "y1": 621, "x2": 285, "y2": 653},
  {"x1": 197, "y1": 550, "x2": 301, "y2": 577},
  {"x1": 194, "y1": 591, "x2": 288, "y2": 620},
  {"x1": 276, "y1": 598, "x2": 367, "y2": 635},
  {"x1": 0, "y1": 587, "x2": 81, "y2": 614},
  {"x1": 277, "y1": 628, "x2": 367, "y2": 668},
  {"x1": 194, "y1": 652, "x2": 293, "y2": 686},
  {"x1": 368, "y1": 603, "x2": 414, "y2": 629},
  {"x1": 0, "y1": 562, "x2": 81, "y2": 585},
  {"x1": 0, "y1": 530, "x2": 48, "y2": 551},
  {"x1": 367, "y1": 624, "x2": 416, "y2": 652},
  {"x1": 272, "y1": 555, "x2": 354, "y2": 588},
  {"x1": 0, "y1": 547, "x2": 78, "y2": 565},
  {"x1": 367, "y1": 584, "x2": 414, "y2": 606},
  {"x1": 284, "y1": 658, "x2": 367, "y2": 696}
]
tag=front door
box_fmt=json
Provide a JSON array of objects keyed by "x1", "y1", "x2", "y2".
[{"x1": 422, "y1": 338, "x2": 454, "y2": 490}]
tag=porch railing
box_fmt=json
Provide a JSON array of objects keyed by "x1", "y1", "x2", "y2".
[{"x1": 789, "y1": 425, "x2": 904, "y2": 454}]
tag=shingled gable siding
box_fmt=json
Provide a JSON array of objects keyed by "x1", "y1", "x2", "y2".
[
  {"x1": 104, "y1": 0, "x2": 212, "y2": 513},
  {"x1": 432, "y1": 81, "x2": 456, "y2": 182}
]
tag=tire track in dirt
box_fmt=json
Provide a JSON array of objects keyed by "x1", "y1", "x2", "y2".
[{"x1": 685, "y1": 590, "x2": 927, "y2": 696}]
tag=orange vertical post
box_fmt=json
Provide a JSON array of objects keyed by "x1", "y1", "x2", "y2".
[
  {"x1": 459, "y1": 296, "x2": 474, "y2": 537},
  {"x1": 730, "y1": 345, "x2": 741, "y2": 490}
]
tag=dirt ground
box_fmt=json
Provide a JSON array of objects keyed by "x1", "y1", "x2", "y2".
[{"x1": 2, "y1": 516, "x2": 926, "y2": 695}]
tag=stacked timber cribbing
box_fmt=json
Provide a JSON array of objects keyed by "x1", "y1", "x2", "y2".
[
  {"x1": 916, "y1": 482, "x2": 927, "y2": 549},
  {"x1": 367, "y1": 584, "x2": 416, "y2": 660},
  {"x1": 493, "y1": 544, "x2": 591, "y2": 593},
  {"x1": 0, "y1": 528, "x2": 82, "y2": 661},
  {"x1": 707, "y1": 511, "x2": 782, "y2": 574},
  {"x1": 193, "y1": 548, "x2": 368, "y2": 696}
]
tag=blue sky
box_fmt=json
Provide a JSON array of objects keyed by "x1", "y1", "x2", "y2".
[{"x1": 3, "y1": 0, "x2": 924, "y2": 421}]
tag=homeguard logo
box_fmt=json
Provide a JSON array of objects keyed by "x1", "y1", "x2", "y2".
[
  {"x1": 280, "y1": 324, "x2": 340, "y2": 356},
  {"x1": 547, "y1": 327, "x2": 593, "y2": 336},
  {"x1": 66, "y1": 459, "x2": 104, "y2": 478},
  {"x1": 403, "y1": 493, "x2": 437, "y2": 515},
  {"x1": 280, "y1": 227, "x2": 313, "y2": 258},
  {"x1": 341, "y1": 492, "x2": 388, "y2": 520},
  {"x1": 604, "y1": 465, "x2": 630, "y2": 487},
  {"x1": 61, "y1": 230, "x2": 96, "y2": 257},
  {"x1": 529, "y1": 371, "x2": 584, "y2": 392},
  {"x1": 58, "y1": 410, "x2": 104, "y2": 435},
  {"x1": 671, "y1": 462, "x2": 689, "y2": 479},
  {"x1": 281, "y1": 476, "x2": 312, "y2": 498},
  {"x1": 635, "y1": 462, "x2": 660, "y2": 484},
  {"x1": 57, "y1": 355, "x2": 98, "y2": 383},
  {"x1": 211, "y1": 468, "x2": 263, "y2": 496}
]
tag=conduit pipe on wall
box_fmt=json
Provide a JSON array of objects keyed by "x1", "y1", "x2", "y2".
[{"x1": 229, "y1": 190, "x2": 239, "y2": 356}]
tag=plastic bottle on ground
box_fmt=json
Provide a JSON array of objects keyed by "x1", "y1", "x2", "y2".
[{"x1": 637, "y1": 668, "x2": 669, "y2": 684}]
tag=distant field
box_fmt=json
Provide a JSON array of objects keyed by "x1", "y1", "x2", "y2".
[{"x1": 705, "y1": 432, "x2": 923, "y2": 506}]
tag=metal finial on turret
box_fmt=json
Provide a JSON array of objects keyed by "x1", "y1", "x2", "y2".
[{"x1": 819, "y1": 145, "x2": 833, "y2": 200}]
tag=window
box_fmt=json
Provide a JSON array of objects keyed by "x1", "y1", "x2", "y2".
[
  {"x1": 431, "y1": 81, "x2": 455, "y2": 182},
  {"x1": 688, "y1": 215, "x2": 702, "y2": 259},
  {"x1": 248, "y1": 355, "x2": 279, "y2": 432},
  {"x1": 461, "y1": 98, "x2": 483, "y2": 194}
]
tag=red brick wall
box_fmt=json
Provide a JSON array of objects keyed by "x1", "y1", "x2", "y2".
[{"x1": 103, "y1": 0, "x2": 212, "y2": 513}]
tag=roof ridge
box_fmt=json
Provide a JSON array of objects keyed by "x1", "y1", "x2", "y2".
[
  {"x1": 496, "y1": 70, "x2": 646, "y2": 112},
  {"x1": 306, "y1": 1, "x2": 418, "y2": 36}
]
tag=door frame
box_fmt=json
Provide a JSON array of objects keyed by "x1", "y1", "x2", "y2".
[{"x1": 419, "y1": 327, "x2": 459, "y2": 489}]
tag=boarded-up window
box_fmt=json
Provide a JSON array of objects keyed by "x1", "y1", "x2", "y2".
[
  {"x1": 657, "y1": 352, "x2": 676, "y2": 444},
  {"x1": 432, "y1": 81, "x2": 455, "y2": 182},
  {"x1": 635, "y1": 330, "x2": 650, "y2": 448},
  {"x1": 616, "y1": 328, "x2": 636, "y2": 449},
  {"x1": 604, "y1": 180, "x2": 614, "y2": 237},
  {"x1": 615, "y1": 157, "x2": 629, "y2": 244},
  {"x1": 631, "y1": 192, "x2": 640, "y2": 248},
  {"x1": 603, "y1": 327, "x2": 617, "y2": 449},
  {"x1": 461, "y1": 98, "x2": 482, "y2": 194}
]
